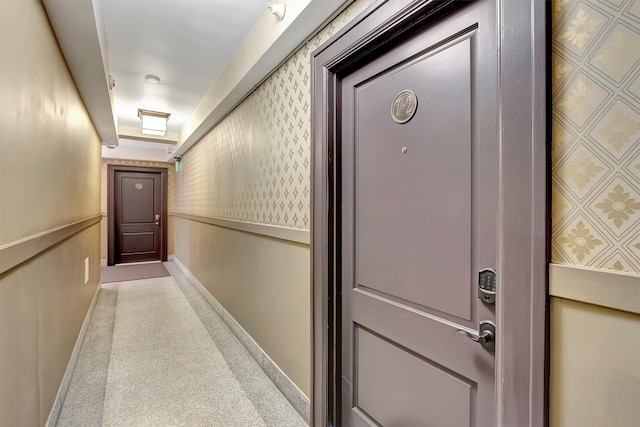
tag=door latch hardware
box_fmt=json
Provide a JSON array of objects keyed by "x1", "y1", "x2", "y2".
[
  {"x1": 455, "y1": 320, "x2": 495, "y2": 352},
  {"x1": 478, "y1": 268, "x2": 496, "y2": 304},
  {"x1": 155, "y1": 214, "x2": 160, "y2": 226}
]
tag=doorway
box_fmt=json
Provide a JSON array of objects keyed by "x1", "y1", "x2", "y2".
[
  {"x1": 107, "y1": 165, "x2": 168, "y2": 265},
  {"x1": 311, "y1": 0, "x2": 547, "y2": 426}
]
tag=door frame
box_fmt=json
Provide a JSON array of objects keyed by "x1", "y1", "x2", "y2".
[
  {"x1": 310, "y1": 0, "x2": 548, "y2": 426},
  {"x1": 107, "y1": 165, "x2": 168, "y2": 266}
]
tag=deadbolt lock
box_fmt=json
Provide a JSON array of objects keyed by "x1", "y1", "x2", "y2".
[{"x1": 478, "y1": 268, "x2": 496, "y2": 304}]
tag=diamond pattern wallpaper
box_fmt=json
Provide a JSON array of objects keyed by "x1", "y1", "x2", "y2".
[
  {"x1": 552, "y1": 0, "x2": 640, "y2": 274},
  {"x1": 173, "y1": 0, "x2": 375, "y2": 230}
]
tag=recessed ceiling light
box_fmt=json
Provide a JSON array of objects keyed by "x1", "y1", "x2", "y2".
[{"x1": 145, "y1": 74, "x2": 160, "y2": 84}]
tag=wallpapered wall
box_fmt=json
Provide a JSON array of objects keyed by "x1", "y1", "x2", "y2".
[
  {"x1": 173, "y1": 0, "x2": 640, "y2": 268},
  {"x1": 552, "y1": 0, "x2": 640, "y2": 274},
  {"x1": 174, "y1": 0, "x2": 375, "y2": 230}
]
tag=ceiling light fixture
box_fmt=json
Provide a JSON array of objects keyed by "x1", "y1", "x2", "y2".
[
  {"x1": 138, "y1": 109, "x2": 170, "y2": 136},
  {"x1": 145, "y1": 74, "x2": 160, "y2": 84},
  {"x1": 266, "y1": 3, "x2": 286, "y2": 20}
]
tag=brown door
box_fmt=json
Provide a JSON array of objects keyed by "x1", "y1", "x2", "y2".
[
  {"x1": 340, "y1": 1, "x2": 497, "y2": 425},
  {"x1": 108, "y1": 166, "x2": 167, "y2": 265}
]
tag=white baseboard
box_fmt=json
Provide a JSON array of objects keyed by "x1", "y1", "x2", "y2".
[
  {"x1": 45, "y1": 283, "x2": 102, "y2": 427},
  {"x1": 168, "y1": 255, "x2": 310, "y2": 423}
]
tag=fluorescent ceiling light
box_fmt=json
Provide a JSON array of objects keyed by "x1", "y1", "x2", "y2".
[{"x1": 138, "y1": 109, "x2": 170, "y2": 136}]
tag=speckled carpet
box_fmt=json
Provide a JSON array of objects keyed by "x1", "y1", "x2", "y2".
[
  {"x1": 102, "y1": 276, "x2": 266, "y2": 426},
  {"x1": 57, "y1": 262, "x2": 307, "y2": 426}
]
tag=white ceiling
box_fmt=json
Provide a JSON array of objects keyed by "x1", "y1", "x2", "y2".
[
  {"x1": 44, "y1": 0, "x2": 355, "y2": 160},
  {"x1": 101, "y1": 0, "x2": 267, "y2": 134}
]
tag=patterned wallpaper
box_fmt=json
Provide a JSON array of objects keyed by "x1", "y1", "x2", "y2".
[
  {"x1": 552, "y1": 0, "x2": 640, "y2": 274},
  {"x1": 174, "y1": 0, "x2": 375, "y2": 230},
  {"x1": 101, "y1": 159, "x2": 174, "y2": 214}
]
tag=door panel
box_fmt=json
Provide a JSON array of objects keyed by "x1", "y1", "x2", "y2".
[
  {"x1": 341, "y1": 1, "x2": 497, "y2": 426},
  {"x1": 121, "y1": 176, "x2": 155, "y2": 223},
  {"x1": 356, "y1": 36, "x2": 472, "y2": 321},
  {"x1": 355, "y1": 326, "x2": 473, "y2": 427},
  {"x1": 114, "y1": 171, "x2": 163, "y2": 263},
  {"x1": 121, "y1": 232, "x2": 155, "y2": 254}
]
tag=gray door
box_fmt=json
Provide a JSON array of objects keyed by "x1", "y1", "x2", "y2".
[
  {"x1": 114, "y1": 170, "x2": 163, "y2": 264},
  {"x1": 341, "y1": 1, "x2": 497, "y2": 425}
]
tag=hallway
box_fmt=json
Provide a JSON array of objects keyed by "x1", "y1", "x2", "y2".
[
  {"x1": 3, "y1": 1, "x2": 640, "y2": 426},
  {"x1": 56, "y1": 262, "x2": 307, "y2": 426}
]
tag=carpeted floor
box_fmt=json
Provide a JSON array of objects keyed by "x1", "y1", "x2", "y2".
[
  {"x1": 57, "y1": 262, "x2": 307, "y2": 426},
  {"x1": 100, "y1": 262, "x2": 170, "y2": 283},
  {"x1": 102, "y1": 276, "x2": 267, "y2": 426}
]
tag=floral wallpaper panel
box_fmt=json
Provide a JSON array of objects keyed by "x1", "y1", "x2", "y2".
[{"x1": 552, "y1": 0, "x2": 640, "y2": 274}]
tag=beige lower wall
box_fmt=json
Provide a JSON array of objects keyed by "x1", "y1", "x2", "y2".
[
  {"x1": 168, "y1": 214, "x2": 174, "y2": 257},
  {"x1": 550, "y1": 268, "x2": 640, "y2": 427},
  {"x1": 0, "y1": 224, "x2": 101, "y2": 426},
  {"x1": 172, "y1": 216, "x2": 310, "y2": 396},
  {"x1": 101, "y1": 215, "x2": 108, "y2": 260}
]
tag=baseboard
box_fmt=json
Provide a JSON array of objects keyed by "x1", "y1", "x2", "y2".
[
  {"x1": 168, "y1": 255, "x2": 311, "y2": 423},
  {"x1": 45, "y1": 282, "x2": 102, "y2": 427},
  {"x1": 100, "y1": 259, "x2": 107, "y2": 267}
]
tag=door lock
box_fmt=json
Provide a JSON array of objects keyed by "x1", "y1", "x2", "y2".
[
  {"x1": 455, "y1": 321, "x2": 495, "y2": 352},
  {"x1": 478, "y1": 268, "x2": 496, "y2": 304},
  {"x1": 155, "y1": 214, "x2": 160, "y2": 226}
]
